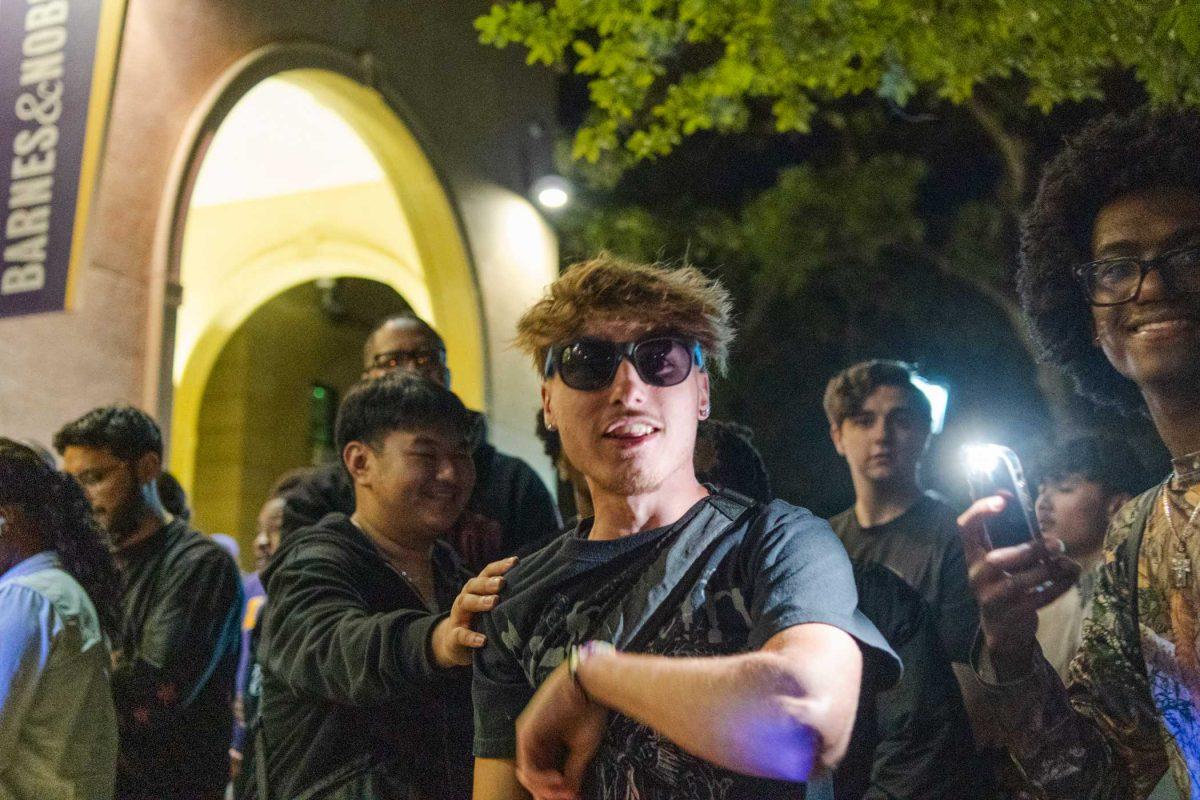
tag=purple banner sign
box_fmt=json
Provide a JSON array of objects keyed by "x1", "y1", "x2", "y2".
[{"x1": 0, "y1": 0, "x2": 126, "y2": 318}]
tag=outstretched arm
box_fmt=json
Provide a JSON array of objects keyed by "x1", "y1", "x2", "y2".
[
  {"x1": 514, "y1": 623, "x2": 861, "y2": 798},
  {"x1": 585, "y1": 623, "x2": 859, "y2": 775},
  {"x1": 474, "y1": 758, "x2": 532, "y2": 800}
]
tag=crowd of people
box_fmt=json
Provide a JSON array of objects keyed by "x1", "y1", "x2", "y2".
[{"x1": 2, "y1": 105, "x2": 1198, "y2": 800}]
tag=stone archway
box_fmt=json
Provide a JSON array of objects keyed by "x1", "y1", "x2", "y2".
[{"x1": 159, "y1": 49, "x2": 486, "y2": 497}]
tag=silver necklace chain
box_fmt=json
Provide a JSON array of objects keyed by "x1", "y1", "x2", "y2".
[{"x1": 1163, "y1": 476, "x2": 1200, "y2": 589}]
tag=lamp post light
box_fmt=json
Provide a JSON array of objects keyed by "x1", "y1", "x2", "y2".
[{"x1": 531, "y1": 174, "x2": 571, "y2": 211}]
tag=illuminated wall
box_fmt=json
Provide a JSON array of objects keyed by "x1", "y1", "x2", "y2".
[{"x1": 0, "y1": 3, "x2": 559, "y2": 502}]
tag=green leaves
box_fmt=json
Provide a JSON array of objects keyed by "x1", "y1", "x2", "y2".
[
  {"x1": 741, "y1": 155, "x2": 927, "y2": 294},
  {"x1": 553, "y1": 151, "x2": 928, "y2": 299},
  {"x1": 478, "y1": 0, "x2": 1200, "y2": 163}
]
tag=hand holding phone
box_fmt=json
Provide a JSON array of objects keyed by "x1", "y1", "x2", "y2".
[{"x1": 962, "y1": 444, "x2": 1041, "y2": 549}]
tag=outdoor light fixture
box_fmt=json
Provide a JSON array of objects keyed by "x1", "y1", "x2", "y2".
[
  {"x1": 531, "y1": 174, "x2": 571, "y2": 211},
  {"x1": 911, "y1": 374, "x2": 949, "y2": 434}
]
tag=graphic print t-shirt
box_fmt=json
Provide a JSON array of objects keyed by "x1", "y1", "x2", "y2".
[{"x1": 473, "y1": 492, "x2": 898, "y2": 800}]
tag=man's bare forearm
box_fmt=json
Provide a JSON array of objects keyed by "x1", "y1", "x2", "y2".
[
  {"x1": 473, "y1": 758, "x2": 531, "y2": 800},
  {"x1": 576, "y1": 626, "x2": 861, "y2": 782}
]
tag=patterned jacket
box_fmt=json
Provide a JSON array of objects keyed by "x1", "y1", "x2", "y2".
[{"x1": 977, "y1": 475, "x2": 1200, "y2": 800}]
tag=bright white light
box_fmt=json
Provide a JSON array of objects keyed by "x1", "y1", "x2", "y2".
[
  {"x1": 537, "y1": 186, "x2": 569, "y2": 209},
  {"x1": 911, "y1": 375, "x2": 949, "y2": 434},
  {"x1": 531, "y1": 175, "x2": 571, "y2": 211},
  {"x1": 963, "y1": 444, "x2": 1003, "y2": 476},
  {"x1": 191, "y1": 78, "x2": 385, "y2": 208}
]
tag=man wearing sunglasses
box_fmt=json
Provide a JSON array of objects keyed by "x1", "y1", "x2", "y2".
[
  {"x1": 957, "y1": 108, "x2": 1200, "y2": 799},
  {"x1": 280, "y1": 312, "x2": 560, "y2": 569},
  {"x1": 473, "y1": 254, "x2": 896, "y2": 800}
]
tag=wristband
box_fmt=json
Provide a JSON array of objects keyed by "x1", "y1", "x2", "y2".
[{"x1": 567, "y1": 640, "x2": 615, "y2": 702}]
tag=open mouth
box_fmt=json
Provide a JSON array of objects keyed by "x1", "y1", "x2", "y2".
[{"x1": 602, "y1": 418, "x2": 661, "y2": 446}]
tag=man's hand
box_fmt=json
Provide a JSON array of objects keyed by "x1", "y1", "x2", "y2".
[
  {"x1": 515, "y1": 660, "x2": 608, "y2": 800},
  {"x1": 430, "y1": 556, "x2": 517, "y2": 668},
  {"x1": 958, "y1": 496, "x2": 1082, "y2": 680}
]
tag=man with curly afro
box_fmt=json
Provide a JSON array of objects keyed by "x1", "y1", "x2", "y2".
[{"x1": 956, "y1": 107, "x2": 1200, "y2": 799}]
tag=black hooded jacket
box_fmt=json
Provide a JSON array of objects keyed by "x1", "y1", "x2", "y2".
[{"x1": 250, "y1": 513, "x2": 474, "y2": 800}]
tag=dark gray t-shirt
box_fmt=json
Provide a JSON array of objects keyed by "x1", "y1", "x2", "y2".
[
  {"x1": 473, "y1": 491, "x2": 897, "y2": 800},
  {"x1": 829, "y1": 494, "x2": 978, "y2": 663}
]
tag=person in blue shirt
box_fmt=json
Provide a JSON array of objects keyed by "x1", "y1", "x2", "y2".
[{"x1": 0, "y1": 437, "x2": 123, "y2": 800}]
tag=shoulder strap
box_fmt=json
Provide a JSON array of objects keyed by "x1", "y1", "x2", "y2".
[
  {"x1": 593, "y1": 490, "x2": 760, "y2": 652},
  {"x1": 252, "y1": 718, "x2": 269, "y2": 800},
  {"x1": 1121, "y1": 487, "x2": 1158, "y2": 675}
]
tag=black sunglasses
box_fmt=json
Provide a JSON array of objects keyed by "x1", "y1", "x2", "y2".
[{"x1": 543, "y1": 336, "x2": 705, "y2": 391}]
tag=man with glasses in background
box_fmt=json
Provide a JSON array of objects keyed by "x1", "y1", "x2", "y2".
[
  {"x1": 281, "y1": 312, "x2": 560, "y2": 567},
  {"x1": 472, "y1": 254, "x2": 896, "y2": 800},
  {"x1": 958, "y1": 107, "x2": 1200, "y2": 799}
]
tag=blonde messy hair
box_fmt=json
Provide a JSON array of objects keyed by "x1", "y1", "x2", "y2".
[{"x1": 515, "y1": 253, "x2": 735, "y2": 377}]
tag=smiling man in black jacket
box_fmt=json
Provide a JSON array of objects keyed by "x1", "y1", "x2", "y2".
[
  {"x1": 249, "y1": 373, "x2": 513, "y2": 800},
  {"x1": 280, "y1": 313, "x2": 559, "y2": 568}
]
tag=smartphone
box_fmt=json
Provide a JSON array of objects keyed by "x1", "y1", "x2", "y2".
[{"x1": 962, "y1": 444, "x2": 1042, "y2": 549}]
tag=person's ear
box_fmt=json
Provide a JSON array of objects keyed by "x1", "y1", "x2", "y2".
[
  {"x1": 541, "y1": 384, "x2": 556, "y2": 432},
  {"x1": 343, "y1": 442, "x2": 374, "y2": 486},
  {"x1": 134, "y1": 452, "x2": 162, "y2": 486},
  {"x1": 1106, "y1": 491, "x2": 1132, "y2": 521},
  {"x1": 830, "y1": 421, "x2": 845, "y2": 456}
]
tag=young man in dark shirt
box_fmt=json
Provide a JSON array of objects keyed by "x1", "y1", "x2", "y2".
[
  {"x1": 250, "y1": 373, "x2": 513, "y2": 800},
  {"x1": 825, "y1": 360, "x2": 977, "y2": 664},
  {"x1": 836, "y1": 560, "x2": 994, "y2": 799},
  {"x1": 473, "y1": 254, "x2": 896, "y2": 800},
  {"x1": 56, "y1": 406, "x2": 243, "y2": 800},
  {"x1": 281, "y1": 312, "x2": 560, "y2": 567}
]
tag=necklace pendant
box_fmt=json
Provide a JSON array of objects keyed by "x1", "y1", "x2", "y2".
[{"x1": 1171, "y1": 553, "x2": 1192, "y2": 589}]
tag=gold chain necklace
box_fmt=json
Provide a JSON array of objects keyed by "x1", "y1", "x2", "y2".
[{"x1": 1163, "y1": 479, "x2": 1200, "y2": 589}]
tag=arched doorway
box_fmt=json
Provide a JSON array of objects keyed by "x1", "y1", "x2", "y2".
[
  {"x1": 166, "y1": 59, "x2": 485, "y2": 552},
  {"x1": 190, "y1": 278, "x2": 408, "y2": 553}
]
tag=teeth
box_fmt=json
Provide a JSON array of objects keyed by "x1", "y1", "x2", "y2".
[
  {"x1": 609, "y1": 422, "x2": 655, "y2": 437},
  {"x1": 1137, "y1": 319, "x2": 1193, "y2": 332}
]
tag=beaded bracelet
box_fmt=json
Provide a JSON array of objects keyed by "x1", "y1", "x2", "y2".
[{"x1": 567, "y1": 640, "x2": 615, "y2": 702}]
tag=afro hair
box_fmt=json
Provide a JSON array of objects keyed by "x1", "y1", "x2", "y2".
[{"x1": 1017, "y1": 106, "x2": 1200, "y2": 415}]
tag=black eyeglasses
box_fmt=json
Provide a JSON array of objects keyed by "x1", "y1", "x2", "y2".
[
  {"x1": 369, "y1": 347, "x2": 446, "y2": 372},
  {"x1": 1074, "y1": 244, "x2": 1200, "y2": 306},
  {"x1": 543, "y1": 336, "x2": 705, "y2": 391}
]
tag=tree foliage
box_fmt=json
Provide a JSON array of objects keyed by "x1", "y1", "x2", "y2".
[
  {"x1": 477, "y1": 1, "x2": 1178, "y2": 505},
  {"x1": 478, "y1": 0, "x2": 1200, "y2": 164}
]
